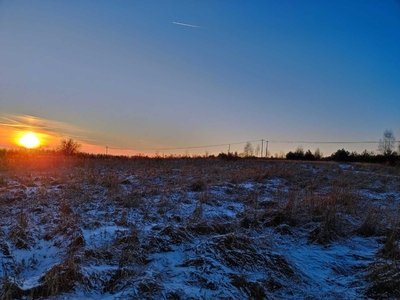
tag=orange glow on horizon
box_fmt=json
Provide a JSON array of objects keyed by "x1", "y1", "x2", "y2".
[{"x1": 0, "y1": 114, "x2": 105, "y2": 152}]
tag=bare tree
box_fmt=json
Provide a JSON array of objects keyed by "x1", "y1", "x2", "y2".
[
  {"x1": 314, "y1": 148, "x2": 322, "y2": 160},
  {"x1": 295, "y1": 146, "x2": 304, "y2": 157},
  {"x1": 243, "y1": 142, "x2": 254, "y2": 157},
  {"x1": 378, "y1": 129, "x2": 396, "y2": 155},
  {"x1": 255, "y1": 144, "x2": 260, "y2": 157},
  {"x1": 57, "y1": 138, "x2": 81, "y2": 156}
]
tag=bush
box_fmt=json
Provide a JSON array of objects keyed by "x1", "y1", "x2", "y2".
[
  {"x1": 330, "y1": 149, "x2": 350, "y2": 162},
  {"x1": 218, "y1": 152, "x2": 240, "y2": 161},
  {"x1": 304, "y1": 150, "x2": 316, "y2": 161},
  {"x1": 286, "y1": 147, "x2": 315, "y2": 161},
  {"x1": 57, "y1": 139, "x2": 81, "y2": 156}
]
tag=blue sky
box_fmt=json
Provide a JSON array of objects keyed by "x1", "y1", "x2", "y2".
[{"x1": 0, "y1": 1, "x2": 399, "y2": 156}]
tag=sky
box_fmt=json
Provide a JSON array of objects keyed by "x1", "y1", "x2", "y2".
[{"x1": 0, "y1": 0, "x2": 399, "y2": 156}]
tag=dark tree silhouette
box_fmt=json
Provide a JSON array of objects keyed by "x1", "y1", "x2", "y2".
[
  {"x1": 304, "y1": 150, "x2": 316, "y2": 161},
  {"x1": 57, "y1": 139, "x2": 81, "y2": 156},
  {"x1": 331, "y1": 149, "x2": 350, "y2": 162}
]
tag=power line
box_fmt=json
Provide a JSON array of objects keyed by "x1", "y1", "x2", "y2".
[
  {"x1": 108, "y1": 139, "x2": 262, "y2": 152},
  {"x1": 105, "y1": 139, "x2": 381, "y2": 153},
  {"x1": 269, "y1": 140, "x2": 379, "y2": 144}
]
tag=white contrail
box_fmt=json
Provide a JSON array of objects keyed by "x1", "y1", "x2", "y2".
[{"x1": 172, "y1": 21, "x2": 200, "y2": 28}]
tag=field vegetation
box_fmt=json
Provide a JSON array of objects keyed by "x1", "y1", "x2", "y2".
[{"x1": 0, "y1": 149, "x2": 399, "y2": 299}]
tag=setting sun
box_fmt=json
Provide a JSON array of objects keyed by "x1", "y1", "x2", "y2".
[{"x1": 19, "y1": 132, "x2": 40, "y2": 148}]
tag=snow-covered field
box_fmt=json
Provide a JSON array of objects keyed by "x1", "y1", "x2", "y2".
[{"x1": 1, "y1": 157, "x2": 399, "y2": 299}]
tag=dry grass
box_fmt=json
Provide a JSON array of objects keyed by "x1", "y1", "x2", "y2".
[{"x1": 0, "y1": 154, "x2": 399, "y2": 299}]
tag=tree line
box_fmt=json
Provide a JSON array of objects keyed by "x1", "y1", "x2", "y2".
[
  {"x1": 1, "y1": 130, "x2": 399, "y2": 165},
  {"x1": 218, "y1": 129, "x2": 399, "y2": 165},
  {"x1": 285, "y1": 129, "x2": 399, "y2": 164}
]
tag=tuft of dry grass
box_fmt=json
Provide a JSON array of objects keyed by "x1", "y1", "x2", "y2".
[
  {"x1": 357, "y1": 207, "x2": 387, "y2": 237},
  {"x1": 230, "y1": 274, "x2": 266, "y2": 299},
  {"x1": 366, "y1": 260, "x2": 400, "y2": 299}
]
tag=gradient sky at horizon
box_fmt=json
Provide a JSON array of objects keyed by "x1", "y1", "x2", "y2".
[{"x1": 1, "y1": 1, "x2": 399, "y2": 156}]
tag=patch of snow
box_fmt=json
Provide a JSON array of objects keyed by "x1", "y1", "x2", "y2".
[
  {"x1": 82, "y1": 225, "x2": 128, "y2": 248},
  {"x1": 278, "y1": 236, "x2": 379, "y2": 298},
  {"x1": 339, "y1": 164, "x2": 354, "y2": 171}
]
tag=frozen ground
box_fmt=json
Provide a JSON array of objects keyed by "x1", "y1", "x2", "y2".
[{"x1": 0, "y1": 158, "x2": 399, "y2": 299}]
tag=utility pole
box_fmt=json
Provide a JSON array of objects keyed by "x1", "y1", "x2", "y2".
[
  {"x1": 265, "y1": 141, "x2": 269, "y2": 158},
  {"x1": 106, "y1": 146, "x2": 108, "y2": 155},
  {"x1": 261, "y1": 139, "x2": 264, "y2": 158},
  {"x1": 228, "y1": 144, "x2": 231, "y2": 153}
]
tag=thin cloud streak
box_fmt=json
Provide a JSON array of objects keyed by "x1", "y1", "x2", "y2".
[
  {"x1": 0, "y1": 114, "x2": 89, "y2": 140},
  {"x1": 0, "y1": 114, "x2": 174, "y2": 155},
  {"x1": 0, "y1": 113, "x2": 100, "y2": 150},
  {"x1": 172, "y1": 21, "x2": 200, "y2": 28}
]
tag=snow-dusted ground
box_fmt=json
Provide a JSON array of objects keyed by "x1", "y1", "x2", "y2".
[{"x1": 0, "y1": 159, "x2": 399, "y2": 299}]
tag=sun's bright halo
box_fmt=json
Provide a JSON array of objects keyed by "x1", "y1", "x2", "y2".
[{"x1": 19, "y1": 132, "x2": 40, "y2": 148}]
